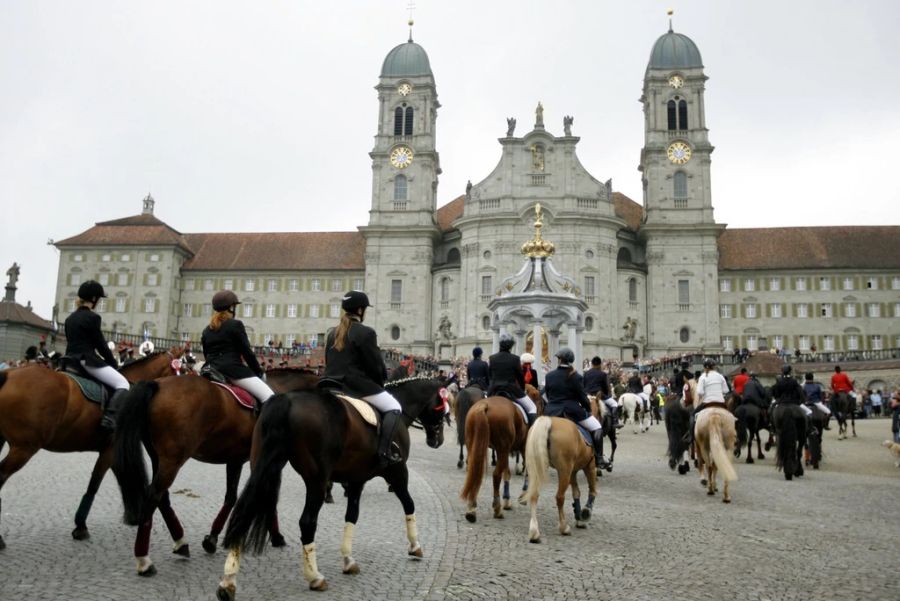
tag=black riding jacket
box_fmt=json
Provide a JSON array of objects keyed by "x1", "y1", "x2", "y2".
[
  {"x1": 201, "y1": 318, "x2": 263, "y2": 380},
  {"x1": 466, "y1": 358, "x2": 490, "y2": 389},
  {"x1": 544, "y1": 366, "x2": 590, "y2": 421},
  {"x1": 487, "y1": 350, "x2": 525, "y2": 399},
  {"x1": 64, "y1": 307, "x2": 117, "y2": 368},
  {"x1": 325, "y1": 319, "x2": 388, "y2": 398},
  {"x1": 582, "y1": 367, "x2": 610, "y2": 397},
  {"x1": 770, "y1": 375, "x2": 806, "y2": 404}
]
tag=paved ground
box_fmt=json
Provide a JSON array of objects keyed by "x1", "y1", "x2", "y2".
[{"x1": 0, "y1": 415, "x2": 897, "y2": 601}]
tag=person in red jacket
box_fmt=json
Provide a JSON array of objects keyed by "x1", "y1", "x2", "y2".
[{"x1": 732, "y1": 367, "x2": 750, "y2": 404}]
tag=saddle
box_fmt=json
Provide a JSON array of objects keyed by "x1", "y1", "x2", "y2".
[
  {"x1": 200, "y1": 364, "x2": 256, "y2": 410},
  {"x1": 316, "y1": 378, "x2": 379, "y2": 427}
]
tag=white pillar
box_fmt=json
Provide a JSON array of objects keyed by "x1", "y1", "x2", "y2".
[
  {"x1": 532, "y1": 322, "x2": 543, "y2": 375},
  {"x1": 572, "y1": 326, "x2": 583, "y2": 371},
  {"x1": 491, "y1": 328, "x2": 500, "y2": 354}
]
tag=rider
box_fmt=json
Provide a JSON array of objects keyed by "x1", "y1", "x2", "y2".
[
  {"x1": 690, "y1": 358, "x2": 730, "y2": 432},
  {"x1": 201, "y1": 290, "x2": 275, "y2": 414},
  {"x1": 488, "y1": 333, "x2": 538, "y2": 427},
  {"x1": 544, "y1": 348, "x2": 610, "y2": 470},
  {"x1": 732, "y1": 368, "x2": 750, "y2": 405},
  {"x1": 64, "y1": 280, "x2": 129, "y2": 432},
  {"x1": 673, "y1": 361, "x2": 692, "y2": 401},
  {"x1": 802, "y1": 372, "x2": 832, "y2": 428},
  {"x1": 830, "y1": 365, "x2": 854, "y2": 410},
  {"x1": 520, "y1": 353, "x2": 539, "y2": 390},
  {"x1": 742, "y1": 372, "x2": 770, "y2": 418},
  {"x1": 770, "y1": 364, "x2": 812, "y2": 418},
  {"x1": 582, "y1": 356, "x2": 623, "y2": 428},
  {"x1": 466, "y1": 346, "x2": 490, "y2": 393},
  {"x1": 324, "y1": 290, "x2": 404, "y2": 468}
]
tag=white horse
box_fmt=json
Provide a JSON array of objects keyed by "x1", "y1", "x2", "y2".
[{"x1": 619, "y1": 392, "x2": 649, "y2": 434}]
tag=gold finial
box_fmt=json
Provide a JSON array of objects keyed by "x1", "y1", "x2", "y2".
[
  {"x1": 521, "y1": 203, "x2": 555, "y2": 258},
  {"x1": 407, "y1": 1, "x2": 416, "y2": 41},
  {"x1": 667, "y1": 8, "x2": 674, "y2": 32}
]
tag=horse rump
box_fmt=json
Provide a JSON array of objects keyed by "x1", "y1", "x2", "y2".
[
  {"x1": 112, "y1": 380, "x2": 158, "y2": 525},
  {"x1": 524, "y1": 416, "x2": 552, "y2": 505},
  {"x1": 707, "y1": 413, "x2": 737, "y2": 482},
  {"x1": 455, "y1": 386, "x2": 480, "y2": 447}
]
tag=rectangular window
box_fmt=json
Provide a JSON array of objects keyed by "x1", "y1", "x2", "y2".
[
  {"x1": 101, "y1": 253, "x2": 111, "y2": 262},
  {"x1": 391, "y1": 280, "x2": 403, "y2": 304},
  {"x1": 353, "y1": 278, "x2": 364, "y2": 290},
  {"x1": 184, "y1": 279, "x2": 195, "y2": 291},
  {"x1": 331, "y1": 278, "x2": 343, "y2": 292},
  {"x1": 147, "y1": 273, "x2": 159, "y2": 286},
  {"x1": 288, "y1": 279, "x2": 299, "y2": 292},
  {"x1": 115, "y1": 297, "x2": 126, "y2": 312},
  {"x1": 771, "y1": 303, "x2": 782, "y2": 318},
  {"x1": 795, "y1": 277, "x2": 807, "y2": 291},
  {"x1": 823, "y1": 335, "x2": 835, "y2": 351},
  {"x1": 69, "y1": 299, "x2": 77, "y2": 311},
  {"x1": 893, "y1": 277, "x2": 900, "y2": 290},
  {"x1": 677, "y1": 279, "x2": 690, "y2": 305},
  {"x1": 769, "y1": 277, "x2": 781, "y2": 291},
  {"x1": 120, "y1": 254, "x2": 130, "y2": 262},
  {"x1": 866, "y1": 277, "x2": 878, "y2": 290},
  {"x1": 242, "y1": 304, "x2": 253, "y2": 318},
  {"x1": 73, "y1": 254, "x2": 84, "y2": 262},
  {"x1": 747, "y1": 335, "x2": 758, "y2": 351},
  {"x1": 267, "y1": 279, "x2": 278, "y2": 292},
  {"x1": 584, "y1": 276, "x2": 595, "y2": 299},
  {"x1": 872, "y1": 335, "x2": 883, "y2": 350},
  {"x1": 117, "y1": 273, "x2": 128, "y2": 286},
  {"x1": 70, "y1": 273, "x2": 82, "y2": 286},
  {"x1": 722, "y1": 336, "x2": 733, "y2": 351},
  {"x1": 821, "y1": 303, "x2": 833, "y2": 318},
  {"x1": 223, "y1": 279, "x2": 234, "y2": 291},
  {"x1": 797, "y1": 303, "x2": 809, "y2": 318},
  {"x1": 311, "y1": 278, "x2": 321, "y2": 291},
  {"x1": 847, "y1": 335, "x2": 859, "y2": 350},
  {"x1": 202, "y1": 304, "x2": 212, "y2": 316},
  {"x1": 245, "y1": 279, "x2": 255, "y2": 292},
  {"x1": 286, "y1": 334, "x2": 296, "y2": 347},
  {"x1": 773, "y1": 335, "x2": 784, "y2": 350},
  {"x1": 265, "y1": 304, "x2": 276, "y2": 318},
  {"x1": 745, "y1": 304, "x2": 757, "y2": 319},
  {"x1": 98, "y1": 273, "x2": 110, "y2": 286},
  {"x1": 719, "y1": 279, "x2": 731, "y2": 292},
  {"x1": 149, "y1": 254, "x2": 160, "y2": 262},
  {"x1": 309, "y1": 304, "x2": 320, "y2": 318},
  {"x1": 799, "y1": 335, "x2": 810, "y2": 351},
  {"x1": 894, "y1": 302, "x2": 900, "y2": 317},
  {"x1": 287, "y1": 304, "x2": 297, "y2": 318},
  {"x1": 842, "y1": 277, "x2": 854, "y2": 290},
  {"x1": 845, "y1": 303, "x2": 857, "y2": 318},
  {"x1": 867, "y1": 303, "x2": 880, "y2": 318},
  {"x1": 743, "y1": 279, "x2": 755, "y2": 292},
  {"x1": 96, "y1": 298, "x2": 108, "y2": 312},
  {"x1": 183, "y1": 303, "x2": 193, "y2": 317},
  {"x1": 204, "y1": 279, "x2": 214, "y2": 291},
  {"x1": 819, "y1": 276, "x2": 831, "y2": 291},
  {"x1": 720, "y1": 305, "x2": 732, "y2": 319},
  {"x1": 330, "y1": 303, "x2": 340, "y2": 318},
  {"x1": 144, "y1": 298, "x2": 155, "y2": 313}
]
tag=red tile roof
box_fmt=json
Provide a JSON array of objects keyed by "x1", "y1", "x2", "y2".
[
  {"x1": 0, "y1": 301, "x2": 54, "y2": 329},
  {"x1": 718, "y1": 227, "x2": 900, "y2": 270},
  {"x1": 182, "y1": 232, "x2": 365, "y2": 271},
  {"x1": 436, "y1": 195, "x2": 465, "y2": 232},
  {"x1": 613, "y1": 192, "x2": 643, "y2": 231},
  {"x1": 55, "y1": 214, "x2": 192, "y2": 252}
]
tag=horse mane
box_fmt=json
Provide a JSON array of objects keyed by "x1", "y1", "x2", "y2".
[
  {"x1": 123, "y1": 349, "x2": 171, "y2": 367},
  {"x1": 265, "y1": 367, "x2": 318, "y2": 376},
  {"x1": 384, "y1": 375, "x2": 437, "y2": 389}
]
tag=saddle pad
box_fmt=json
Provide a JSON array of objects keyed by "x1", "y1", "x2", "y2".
[
  {"x1": 575, "y1": 423, "x2": 593, "y2": 447},
  {"x1": 333, "y1": 393, "x2": 378, "y2": 427},
  {"x1": 61, "y1": 372, "x2": 107, "y2": 404},
  {"x1": 212, "y1": 382, "x2": 255, "y2": 410}
]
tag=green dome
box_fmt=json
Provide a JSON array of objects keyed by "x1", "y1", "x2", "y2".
[
  {"x1": 648, "y1": 29, "x2": 703, "y2": 69},
  {"x1": 381, "y1": 40, "x2": 432, "y2": 77}
]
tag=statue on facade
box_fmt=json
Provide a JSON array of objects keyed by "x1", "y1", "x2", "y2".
[
  {"x1": 563, "y1": 115, "x2": 574, "y2": 136},
  {"x1": 535, "y1": 101, "x2": 544, "y2": 128},
  {"x1": 465, "y1": 180, "x2": 473, "y2": 200},
  {"x1": 530, "y1": 144, "x2": 545, "y2": 172},
  {"x1": 437, "y1": 315, "x2": 454, "y2": 340},
  {"x1": 622, "y1": 317, "x2": 637, "y2": 341},
  {"x1": 506, "y1": 117, "x2": 516, "y2": 137},
  {"x1": 6, "y1": 262, "x2": 20, "y2": 288}
]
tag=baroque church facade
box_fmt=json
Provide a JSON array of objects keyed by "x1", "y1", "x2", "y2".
[{"x1": 54, "y1": 27, "x2": 900, "y2": 364}]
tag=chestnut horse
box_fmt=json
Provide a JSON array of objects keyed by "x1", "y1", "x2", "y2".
[
  {"x1": 112, "y1": 368, "x2": 319, "y2": 575},
  {"x1": 524, "y1": 416, "x2": 597, "y2": 543},
  {"x1": 693, "y1": 408, "x2": 738, "y2": 502},
  {"x1": 216, "y1": 377, "x2": 447, "y2": 598},
  {"x1": 0, "y1": 349, "x2": 183, "y2": 549}
]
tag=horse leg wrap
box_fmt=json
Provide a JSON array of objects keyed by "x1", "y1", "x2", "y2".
[
  {"x1": 572, "y1": 498, "x2": 582, "y2": 520},
  {"x1": 74, "y1": 493, "x2": 95, "y2": 527},
  {"x1": 502, "y1": 480, "x2": 510, "y2": 500},
  {"x1": 219, "y1": 548, "x2": 240, "y2": 591},
  {"x1": 340, "y1": 522, "x2": 354, "y2": 559},
  {"x1": 302, "y1": 542, "x2": 325, "y2": 586},
  {"x1": 135, "y1": 555, "x2": 154, "y2": 575},
  {"x1": 405, "y1": 514, "x2": 422, "y2": 556},
  {"x1": 135, "y1": 518, "x2": 152, "y2": 558},
  {"x1": 586, "y1": 494, "x2": 595, "y2": 509}
]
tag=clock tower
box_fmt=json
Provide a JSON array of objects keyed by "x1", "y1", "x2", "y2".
[
  {"x1": 360, "y1": 31, "x2": 442, "y2": 354},
  {"x1": 638, "y1": 22, "x2": 724, "y2": 354}
]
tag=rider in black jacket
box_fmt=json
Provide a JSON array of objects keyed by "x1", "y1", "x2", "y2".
[
  {"x1": 488, "y1": 333, "x2": 537, "y2": 427},
  {"x1": 64, "y1": 280, "x2": 130, "y2": 432},
  {"x1": 325, "y1": 290, "x2": 404, "y2": 468},
  {"x1": 583, "y1": 356, "x2": 622, "y2": 428},
  {"x1": 466, "y1": 347, "x2": 490, "y2": 392},
  {"x1": 201, "y1": 290, "x2": 274, "y2": 413}
]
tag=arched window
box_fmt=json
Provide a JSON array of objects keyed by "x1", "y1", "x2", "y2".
[
  {"x1": 404, "y1": 107, "x2": 414, "y2": 136},
  {"x1": 584, "y1": 316, "x2": 594, "y2": 332},
  {"x1": 673, "y1": 171, "x2": 688, "y2": 205},
  {"x1": 440, "y1": 277, "x2": 450, "y2": 302},
  {"x1": 482, "y1": 315, "x2": 491, "y2": 331},
  {"x1": 394, "y1": 174, "x2": 408, "y2": 200},
  {"x1": 390, "y1": 325, "x2": 401, "y2": 341},
  {"x1": 628, "y1": 278, "x2": 638, "y2": 303},
  {"x1": 678, "y1": 100, "x2": 688, "y2": 130},
  {"x1": 667, "y1": 100, "x2": 677, "y2": 130},
  {"x1": 393, "y1": 107, "x2": 403, "y2": 136},
  {"x1": 617, "y1": 247, "x2": 632, "y2": 266},
  {"x1": 446, "y1": 248, "x2": 461, "y2": 264},
  {"x1": 679, "y1": 327, "x2": 690, "y2": 343}
]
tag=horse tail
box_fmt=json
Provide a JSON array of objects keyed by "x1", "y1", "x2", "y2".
[
  {"x1": 525, "y1": 416, "x2": 552, "y2": 504},
  {"x1": 709, "y1": 414, "x2": 737, "y2": 482},
  {"x1": 460, "y1": 400, "x2": 490, "y2": 504},
  {"x1": 665, "y1": 401, "x2": 689, "y2": 465},
  {"x1": 223, "y1": 393, "x2": 292, "y2": 555},
  {"x1": 0, "y1": 370, "x2": 7, "y2": 391},
  {"x1": 456, "y1": 387, "x2": 475, "y2": 447},
  {"x1": 112, "y1": 380, "x2": 157, "y2": 525},
  {"x1": 777, "y1": 407, "x2": 798, "y2": 474},
  {"x1": 734, "y1": 406, "x2": 748, "y2": 449}
]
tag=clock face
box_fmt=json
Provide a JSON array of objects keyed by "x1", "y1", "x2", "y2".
[
  {"x1": 398, "y1": 82, "x2": 412, "y2": 96},
  {"x1": 668, "y1": 74, "x2": 684, "y2": 89},
  {"x1": 390, "y1": 146, "x2": 414, "y2": 168},
  {"x1": 667, "y1": 142, "x2": 692, "y2": 165}
]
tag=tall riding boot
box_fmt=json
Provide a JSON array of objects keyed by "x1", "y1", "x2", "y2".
[
  {"x1": 526, "y1": 413, "x2": 537, "y2": 428},
  {"x1": 253, "y1": 395, "x2": 275, "y2": 418},
  {"x1": 377, "y1": 410, "x2": 404, "y2": 468},
  {"x1": 100, "y1": 388, "x2": 129, "y2": 433},
  {"x1": 823, "y1": 414, "x2": 832, "y2": 430},
  {"x1": 613, "y1": 406, "x2": 624, "y2": 429},
  {"x1": 592, "y1": 429, "x2": 610, "y2": 470}
]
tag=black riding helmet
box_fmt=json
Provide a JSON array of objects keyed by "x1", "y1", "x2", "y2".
[
  {"x1": 703, "y1": 358, "x2": 716, "y2": 369},
  {"x1": 499, "y1": 333, "x2": 515, "y2": 351},
  {"x1": 556, "y1": 347, "x2": 575, "y2": 364},
  {"x1": 341, "y1": 290, "x2": 372, "y2": 312},
  {"x1": 782, "y1": 364, "x2": 793, "y2": 376},
  {"x1": 212, "y1": 290, "x2": 241, "y2": 311},
  {"x1": 77, "y1": 280, "x2": 107, "y2": 302}
]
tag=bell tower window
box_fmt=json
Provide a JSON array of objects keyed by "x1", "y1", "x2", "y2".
[
  {"x1": 667, "y1": 98, "x2": 688, "y2": 130},
  {"x1": 394, "y1": 105, "x2": 413, "y2": 136},
  {"x1": 673, "y1": 171, "x2": 688, "y2": 208},
  {"x1": 678, "y1": 99, "x2": 688, "y2": 130},
  {"x1": 404, "y1": 107, "x2": 414, "y2": 135},
  {"x1": 394, "y1": 175, "x2": 408, "y2": 201},
  {"x1": 394, "y1": 107, "x2": 403, "y2": 136}
]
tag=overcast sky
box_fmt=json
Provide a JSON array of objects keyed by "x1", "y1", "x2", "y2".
[{"x1": 2, "y1": 0, "x2": 899, "y2": 317}]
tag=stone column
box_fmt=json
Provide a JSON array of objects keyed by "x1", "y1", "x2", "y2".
[
  {"x1": 571, "y1": 325, "x2": 584, "y2": 371},
  {"x1": 491, "y1": 328, "x2": 500, "y2": 354},
  {"x1": 515, "y1": 329, "x2": 527, "y2": 355},
  {"x1": 532, "y1": 322, "x2": 543, "y2": 376}
]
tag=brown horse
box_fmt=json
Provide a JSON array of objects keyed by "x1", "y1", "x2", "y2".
[
  {"x1": 0, "y1": 349, "x2": 184, "y2": 549},
  {"x1": 524, "y1": 416, "x2": 597, "y2": 543},
  {"x1": 694, "y1": 408, "x2": 738, "y2": 502},
  {"x1": 112, "y1": 367, "x2": 319, "y2": 575},
  {"x1": 216, "y1": 377, "x2": 447, "y2": 598}
]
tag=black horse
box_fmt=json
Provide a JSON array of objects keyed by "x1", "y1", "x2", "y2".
[
  {"x1": 454, "y1": 385, "x2": 484, "y2": 469},
  {"x1": 772, "y1": 403, "x2": 806, "y2": 481},
  {"x1": 804, "y1": 404, "x2": 828, "y2": 470},
  {"x1": 664, "y1": 396, "x2": 692, "y2": 475},
  {"x1": 830, "y1": 392, "x2": 857, "y2": 440},
  {"x1": 734, "y1": 403, "x2": 767, "y2": 464},
  {"x1": 594, "y1": 399, "x2": 618, "y2": 475},
  {"x1": 216, "y1": 377, "x2": 446, "y2": 598}
]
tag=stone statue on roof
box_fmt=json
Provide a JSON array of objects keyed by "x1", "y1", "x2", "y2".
[
  {"x1": 535, "y1": 101, "x2": 544, "y2": 128},
  {"x1": 6, "y1": 262, "x2": 20, "y2": 288},
  {"x1": 563, "y1": 115, "x2": 573, "y2": 136},
  {"x1": 506, "y1": 117, "x2": 516, "y2": 137}
]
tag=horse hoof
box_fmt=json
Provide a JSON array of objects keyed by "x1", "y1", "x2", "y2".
[
  {"x1": 580, "y1": 508, "x2": 591, "y2": 520},
  {"x1": 408, "y1": 546, "x2": 424, "y2": 558},
  {"x1": 529, "y1": 536, "x2": 541, "y2": 544},
  {"x1": 668, "y1": 459, "x2": 677, "y2": 470},
  {"x1": 723, "y1": 498, "x2": 731, "y2": 504},
  {"x1": 216, "y1": 584, "x2": 236, "y2": 601},
  {"x1": 700, "y1": 479, "x2": 708, "y2": 487},
  {"x1": 813, "y1": 463, "x2": 820, "y2": 470},
  {"x1": 270, "y1": 533, "x2": 286, "y2": 548},
  {"x1": 561, "y1": 526, "x2": 571, "y2": 536},
  {"x1": 503, "y1": 501, "x2": 513, "y2": 511},
  {"x1": 456, "y1": 460, "x2": 463, "y2": 469},
  {"x1": 202, "y1": 535, "x2": 218, "y2": 554},
  {"x1": 173, "y1": 544, "x2": 190, "y2": 558},
  {"x1": 0, "y1": 535, "x2": 5, "y2": 551},
  {"x1": 309, "y1": 578, "x2": 329, "y2": 591},
  {"x1": 517, "y1": 496, "x2": 527, "y2": 506},
  {"x1": 758, "y1": 454, "x2": 765, "y2": 460},
  {"x1": 493, "y1": 511, "x2": 504, "y2": 520},
  {"x1": 785, "y1": 473, "x2": 793, "y2": 481},
  {"x1": 138, "y1": 564, "x2": 157, "y2": 577},
  {"x1": 465, "y1": 512, "x2": 476, "y2": 523},
  {"x1": 575, "y1": 521, "x2": 587, "y2": 529},
  {"x1": 746, "y1": 458, "x2": 754, "y2": 464},
  {"x1": 72, "y1": 526, "x2": 90, "y2": 541},
  {"x1": 606, "y1": 465, "x2": 613, "y2": 473},
  {"x1": 764, "y1": 443, "x2": 772, "y2": 451},
  {"x1": 343, "y1": 561, "x2": 360, "y2": 575},
  {"x1": 324, "y1": 493, "x2": 334, "y2": 504}
]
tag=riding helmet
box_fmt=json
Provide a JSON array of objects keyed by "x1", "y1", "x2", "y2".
[
  {"x1": 782, "y1": 364, "x2": 793, "y2": 376},
  {"x1": 702, "y1": 357, "x2": 716, "y2": 369},
  {"x1": 805, "y1": 372, "x2": 814, "y2": 381},
  {"x1": 472, "y1": 346, "x2": 483, "y2": 358},
  {"x1": 212, "y1": 290, "x2": 241, "y2": 311},
  {"x1": 77, "y1": 280, "x2": 107, "y2": 302},
  {"x1": 555, "y1": 347, "x2": 575, "y2": 364},
  {"x1": 520, "y1": 353, "x2": 535, "y2": 364},
  {"x1": 499, "y1": 332, "x2": 515, "y2": 351},
  {"x1": 341, "y1": 290, "x2": 371, "y2": 312}
]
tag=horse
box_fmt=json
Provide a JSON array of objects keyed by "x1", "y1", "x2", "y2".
[
  {"x1": 693, "y1": 407, "x2": 738, "y2": 503},
  {"x1": 664, "y1": 394, "x2": 692, "y2": 475},
  {"x1": 619, "y1": 392, "x2": 648, "y2": 433},
  {"x1": 804, "y1": 405, "x2": 828, "y2": 470},
  {"x1": 215, "y1": 377, "x2": 447, "y2": 598},
  {"x1": 772, "y1": 403, "x2": 807, "y2": 481},
  {"x1": 523, "y1": 416, "x2": 597, "y2": 543},
  {"x1": 454, "y1": 385, "x2": 484, "y2": 469},
  {"x1": 734, "y1": 402, "x2": 767, "y2": 464},
  {"x1": 111, "y1": 367, "x2": 320, "y2": 575},
  {"x1": 588, "y1": 395, "x2": 617, "y2": 474},
  {"x1": 830, "y1": 392, "x2": 857, "y2": 440},
  {"x1": 649, "y1": 393, "x2": 662, "y2": 425},
  {"x1": 0, "y1": 348, "x2": 184, "y2": 549}
]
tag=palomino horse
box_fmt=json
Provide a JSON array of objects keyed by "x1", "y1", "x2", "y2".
[
  {"x1": 588, "y1": 396, "x2": 617, "y2": 473},
  {"x1": 524, "y1": 416, "x2": 597, "y2": 543},
  {"x1": 619, "y1": 392, "x2": 649, "y2": 434},
  {"x1": 112, "y1": 368, "x2": 319, "y2": 575},
  {"x1": 772, "y1": 403, "x2": 807, "y2": 481},
  {"x1": 664, "y1": 394, "x2": 692, "y2": 475},
  {"x1": 460, "y1": 385, "x2": 544, "y2": 520},
  {"x1": 216, "y1": 377, "x2": 447, "y2": 598},
  {"x1": 830, "y1": 392, "x2": 857, "y2": 440},
  {"x1": 0, "y1": 349, "x2": 184, "y2": 549},
  {"x1": 454, "y1": 385, "x2": 484, "y2": 469},
  {"x1": 693, "y1": 407, "x2": 738, "y2": 503}
]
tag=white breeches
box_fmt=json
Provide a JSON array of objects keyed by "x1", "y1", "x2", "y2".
[
  {"x1": 578, "y1": 415, "x2": 602, "y2": 432},
  {"x1": 232, "y1": 377, "x2": 275, "y2": 403},
  {"x1": 516, "y1": 394, "x2": 537, "y2": 415},
  {"x1": 81, "y1": 362, "x2": 129, "y2": 390},
  {"x1": 363, "y1": 390, "x2": 402, "y2": 413},
  {"x1": 814, "y1": 402, "x2": 831, "y2": 415},
  {"x1": 800, "y1": 404, "x2": 813, "y2": 417},
  {"x1": 602, "y1": 397, "x2": 618, "y2": 411}
]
